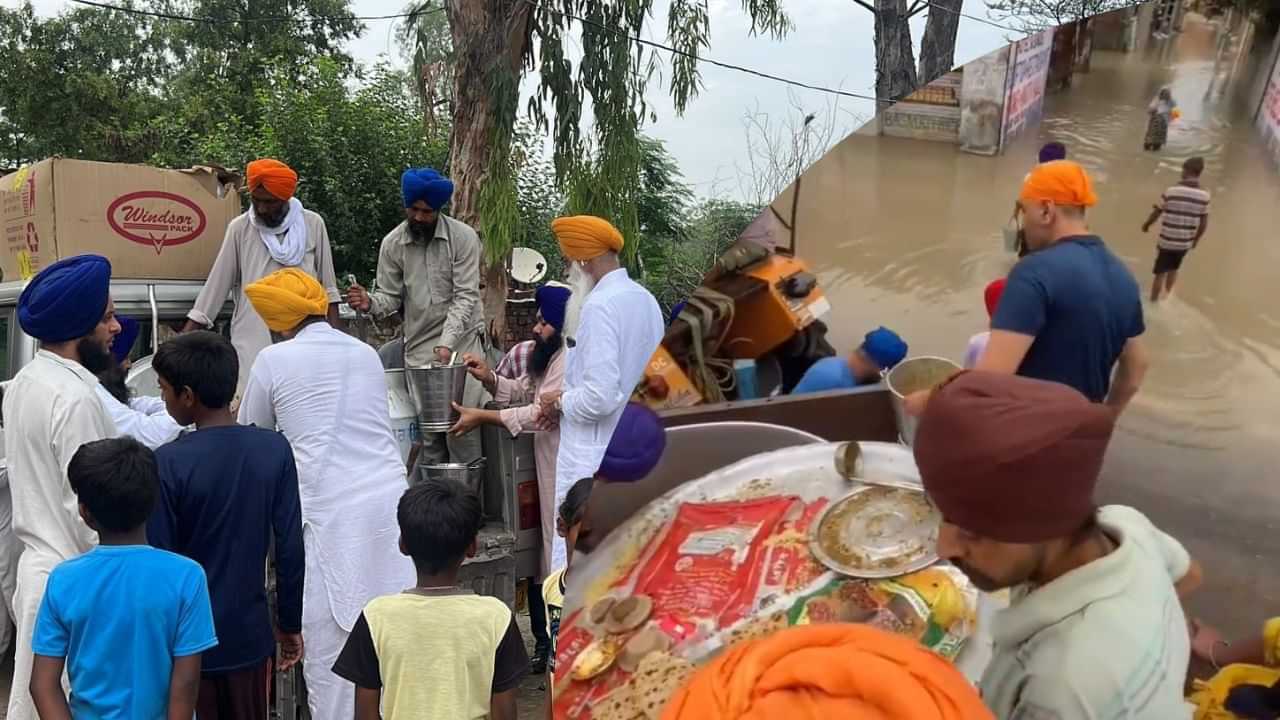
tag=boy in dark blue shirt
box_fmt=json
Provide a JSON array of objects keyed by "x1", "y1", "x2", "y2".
[
  {"x1": 147, "y1": 331, "x2": 305, "y2": 718},
  {"x1": 31, "y1": 437, "x2": 217, "y2": 718}
]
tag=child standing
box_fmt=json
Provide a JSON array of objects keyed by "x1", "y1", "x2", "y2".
[
  {"x1": 964, "y1": 279, "x2": 1007, "y2": 369},
  {"x1": 333, "y1": 480, "x2": 529, "y2": 719},
  {"x1": 543, "y1": 477, "x2": 594, "y2": 718},
  {"x1": 31, "y1": 437, "x2": 217, "y2": 718},
  {"x1": 147, "y1": 331, "x2": 305, "y2": 718},
  {"x1": 1144, "y1": 156, "x2": 1210, "y2": 302}
]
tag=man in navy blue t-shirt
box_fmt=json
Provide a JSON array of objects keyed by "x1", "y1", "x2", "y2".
[
  {"x1": 147, "y1": 331, "x2": 305, "y2": 718},
  {"x1": 979, "y1": 161, "x2": 1149, "y2": 412}
]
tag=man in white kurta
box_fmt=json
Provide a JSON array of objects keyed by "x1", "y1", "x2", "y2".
[
  {"x1": 240, "y1": 268, "x2": 413, "y2": 719},
  {"x1": 4, "y1": 254, "x2": 120, "y2": 720},
  {"x1": 185, "y1": 158, "x2": 340, "y2": 399},
  {"x1": 542, "y1": 216, "x2": 663, "y2": 572}
]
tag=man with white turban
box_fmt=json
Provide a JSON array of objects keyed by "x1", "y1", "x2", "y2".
[
  {"x1": 346, "y1": 168, "x2": 489, "y2": 464},
  {"x1": 184, "y1": 158, "x2": 341, "y2": 402},
  {"x1": 538, "y1": 215, "x2": 663, "y2": 572},
  {"x1": 240, "y1": 268, "x2": 412, "y2": 720},
  {"x1": 4, "y1": 254, "x2": 120, "y2": 720}
]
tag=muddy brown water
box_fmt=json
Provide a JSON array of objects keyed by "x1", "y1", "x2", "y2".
[{"x1": 803, "y1": 14, "x2": 1280, "y2": 639}]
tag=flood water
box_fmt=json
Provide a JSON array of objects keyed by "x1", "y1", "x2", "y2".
[{"x1": 804, "y1": 14, "x2": 1280, "y2": 637}]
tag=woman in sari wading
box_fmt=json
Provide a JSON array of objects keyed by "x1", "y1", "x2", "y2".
[{"x1": 1145, "y1": 88, "x2": 1180, "y2": 151}]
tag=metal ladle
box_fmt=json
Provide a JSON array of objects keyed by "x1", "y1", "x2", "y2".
[{"x1": 834, "y1": 441, "x2": 923, "y2": 494}]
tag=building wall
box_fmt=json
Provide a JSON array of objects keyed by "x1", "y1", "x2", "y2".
[
  {"x1": 959, "y1": 46, "x2": 1012, "y2": 155},
  {"x1": 880, "y1": 71, "x2": 963, "y2": 143}
]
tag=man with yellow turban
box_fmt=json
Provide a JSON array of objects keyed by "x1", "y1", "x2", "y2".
[
  {"x1": 346, "y1": 167, "x2": 488, "y2": 465},
  {"x1": 184, "y1": 158, "x2": 341, "y2": 405},
  {"x1": 977, "y1": 160, "x2": 1149, "y2": 414},
  {"x1": 239, "y1": 269, "x2": 413, "y2": 720},
  {"x1": 536, "y1": 215, "x2": 663, "y2": 572}
]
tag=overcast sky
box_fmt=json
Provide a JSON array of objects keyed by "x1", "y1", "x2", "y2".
[{"x1": 7, "y1": 0, "x2": 1019, "y2": 200}]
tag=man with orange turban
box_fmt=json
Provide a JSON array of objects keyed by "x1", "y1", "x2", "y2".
[
  {"x1": 662, "y1": 623, "x2": 992, "y2": 720},
  {"x1": 977, "y1": 160, "x2": 1149, "y2": 413},
  {"x1": 913, "y1": 370, "x2": 1201, "y2": 719},
  {"x1": 240, "y1": 269, "x2": 413, "y2": 720},
  {"x1": 537, "y1": 215, "x2": 663, "y2": 572},
  {"x1": 185, "y1": 158, "x2": 340, "y2": 405},
  {"x1": 346, "y1": 167, "x2": 488, "y2": 466}
]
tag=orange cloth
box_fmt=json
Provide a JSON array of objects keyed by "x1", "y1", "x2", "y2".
[
  {"x1": 244, "y1": 268, "x2": 329, "y2": 332},
  {"x1": 1019, "y1": 160, "x2": 1097, "y2": 208},
  {"x1": 552, "y1": 215, "x2": 624, "y2": 261},
  {"x1": 660, "y1": 624, "x2": 993, "y2": 720},
  {"x1": 246, "y1": 158, "x2": 298, "y2": 200}
]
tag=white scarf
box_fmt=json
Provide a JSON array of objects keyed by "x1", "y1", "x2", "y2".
[{"x1": 250, "y1": 197, "x2": 308, "y2": 267}]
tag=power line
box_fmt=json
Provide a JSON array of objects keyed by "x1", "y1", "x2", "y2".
[
  {"x1": 518, "y1": 0, "x2": 889, "y2": 106},
  {"x1": 924, "y1": 2, "x2": 1027, "y2": 34},
  {"x1": 67, "y1": 0, "x2": 445, "y2": 24}
]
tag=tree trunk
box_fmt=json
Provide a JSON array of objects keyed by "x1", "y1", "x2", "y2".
[
  {"x1": 445, "y1": 0, "x2": 531, "y2": 351},
  {"x1": 918, "y1": 0, "x2": 962, "y2": 86},
  {"x1": 873, "y1": 0, "x2": 919, "y2": 110}
]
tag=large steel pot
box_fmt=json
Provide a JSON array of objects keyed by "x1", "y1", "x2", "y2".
[
  {"x1": 411, "y1": 458, "x2": 486, "y2": 500},
  {"x1": 405, "y1": 363, "x2": 468, "y2": 433},
  {"x1": 884, "y1": 356, "x2": 962, "y2": 447}
]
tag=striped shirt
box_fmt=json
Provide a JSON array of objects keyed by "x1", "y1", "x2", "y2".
[
  {"x1": 1156, "y1": 179, "x2": 1210, "y2": 251},
  {"x1": 496, "y1": 340, "x2": 534, "y2": 380}
]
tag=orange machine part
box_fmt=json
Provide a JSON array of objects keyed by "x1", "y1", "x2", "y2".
[
  {"x1": 634, "y1": 344, "x2": 702, "y2": 411},
  {"x1": 723, "y1": 254, "x2": 829, "y2": 360}
]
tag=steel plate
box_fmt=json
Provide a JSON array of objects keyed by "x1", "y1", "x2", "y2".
[{"x1": 809, "y1": 485, "x2": 940, "y2": 578}]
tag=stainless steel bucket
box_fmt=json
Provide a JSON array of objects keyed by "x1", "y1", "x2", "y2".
[
  {"x1": 884, "y1": 356, "x2": 962, "y2": 447},
  {"x1": 411, "y1": 458, "x2": 486, "y2": 499},
  {"x1": 405, "y1": 364, "x2": 469, "y2": 433}
]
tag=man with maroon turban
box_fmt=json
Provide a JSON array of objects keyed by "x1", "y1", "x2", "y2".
[
  {"x1": 185, "y1": 158, "x2": 340, "y2": 402},
  {"x1": 913, "y1": 370, "x2": 1202, "y2": 719}
]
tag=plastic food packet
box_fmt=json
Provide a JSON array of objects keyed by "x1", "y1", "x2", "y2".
[
  {"x1": 627, "y1": 496, "x2": 801, "y2": 632},
  {"x1": 786, "y1": 565, "x2": 977, "y2": 659}
]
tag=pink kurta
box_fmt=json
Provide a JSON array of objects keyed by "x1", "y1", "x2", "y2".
[{"x1": 495, "y1": 348, "x2": 566, "y2": 580}]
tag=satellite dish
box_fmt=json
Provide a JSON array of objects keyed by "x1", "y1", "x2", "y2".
[{"x1": 510, "y1": 247, "x2": 548, "y2": 284}]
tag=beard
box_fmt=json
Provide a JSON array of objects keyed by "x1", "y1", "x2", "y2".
[
  {"x1": 78, "y1": 336, "x2": 116, "y2": 375},
  {"x1": 529, "y1": 332, "x2": 563, "y2": 378},
  {"x1": 950, "y1": 559, "x2": 1007, "y2": 593},
  {"x1": 98, "y1": 363, "x2": 131, "y2": 405},
  {"x1": 562, "y1": 263, "x2": 597, "y2": 344},
  {"x1": 407, "y1": 219, "x2": 437, "y2": 241}
]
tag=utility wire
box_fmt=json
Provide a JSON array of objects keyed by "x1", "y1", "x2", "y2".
[
  {"x1": 73, "y1": 0, "x2": 1031, "y2": 106},
  {"x1": 68, "y1": 0, "x2": 445, "y2": 24}
]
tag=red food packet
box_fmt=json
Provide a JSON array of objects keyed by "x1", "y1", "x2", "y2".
[{"x1": 629, "y1": 496, "x2": 799, "y2": 631}]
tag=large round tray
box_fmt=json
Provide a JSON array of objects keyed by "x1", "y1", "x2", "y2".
[{"x1": 562, "y1": 440, "x2": 997, "y2": 683}]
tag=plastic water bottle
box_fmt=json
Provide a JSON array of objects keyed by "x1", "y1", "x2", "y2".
[{"x1": 734, "y1": 359, "x2": 759, "y2": 400}]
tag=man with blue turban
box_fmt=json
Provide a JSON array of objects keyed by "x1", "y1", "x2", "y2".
[
  {"x1": 94, "y1": 316, "x2": 185, "y2": 450},
  {"x1": 3, "y1": 254, "x2": 121, "y2": 720},
  {"x1": 346, "y1": 167, "x2": 488, "y2": 465},
  {"x1": 791, "y1": 326, "x2": 908, "y2": 395},
  {"x1": 448, "y1": 281, "x2": 571, "y2": 673}
]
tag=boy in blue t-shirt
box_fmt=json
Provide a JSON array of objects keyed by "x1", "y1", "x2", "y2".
[
  {"x1": 31, "y1": 437, "x2": 217, "y2": 719},
  {"x1": 791, "y1": 326, "x2": 908, "y2": 395}
]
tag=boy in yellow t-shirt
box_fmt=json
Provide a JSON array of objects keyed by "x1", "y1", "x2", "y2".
[
  {"x1": 543, "y1": 477, "x2": 594, "y2": 715},
  {"x1": 332, "y1": 480, "x2": 529, "y2": 720}
]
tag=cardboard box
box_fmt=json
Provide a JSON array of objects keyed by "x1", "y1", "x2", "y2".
[{"x1": 0, "y1": 158, "x2": 241, "y2": 282}]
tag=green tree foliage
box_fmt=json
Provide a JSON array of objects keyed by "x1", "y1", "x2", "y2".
[
  {"x1": 154, "y1": 60, "x2": 448, "y2": 282},
  {"x1": 156, "y1": 0, "x2": 363, "y2": 123},
  {"x1": 0, "y1": 2, "x2": 172, "y2": 165}
]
